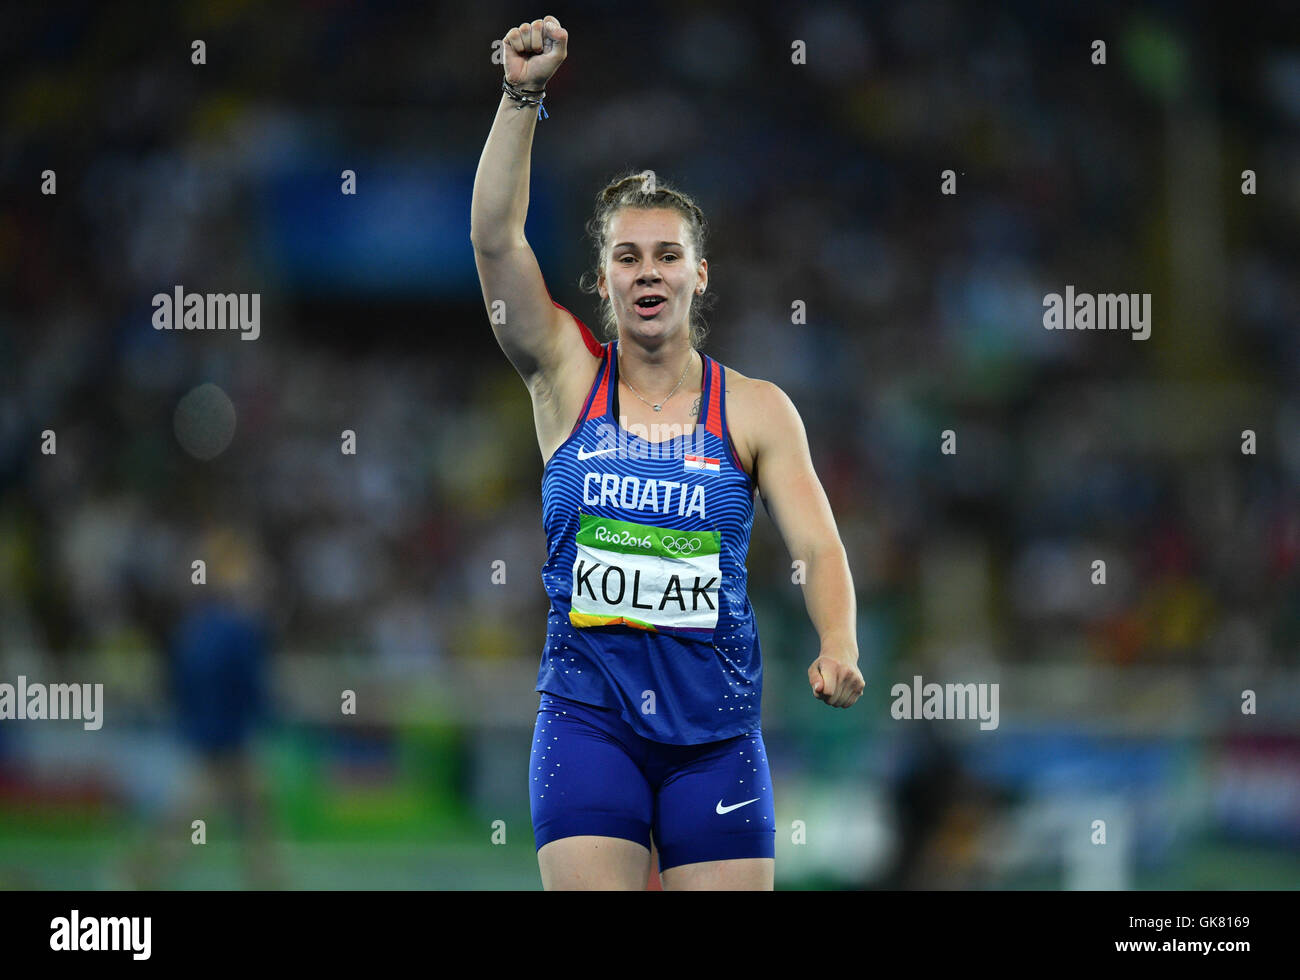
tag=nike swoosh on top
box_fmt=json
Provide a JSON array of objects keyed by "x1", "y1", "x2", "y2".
[
  {"x1": 576, "y1": 446, "x2": 617, "y2": 460},
  {"x1": 715, "y1": 797, "x2": 760, "y2": 815}
]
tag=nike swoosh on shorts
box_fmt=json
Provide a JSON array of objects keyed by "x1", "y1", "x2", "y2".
[{"x1": 716, "y1": 798, "x2": 760, "y2": 815}]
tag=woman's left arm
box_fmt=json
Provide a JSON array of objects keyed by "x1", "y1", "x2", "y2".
[{"x1": 747, "y1": 381, "x2": 864, "y2": 709}]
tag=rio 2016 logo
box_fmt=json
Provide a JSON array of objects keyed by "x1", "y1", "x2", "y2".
[
  {"x1": 593, "y1": 526, "x2": 653, "y2": 549},
  {"x1": 592, "y1": 526, "x2": 703, "y2": 555}
]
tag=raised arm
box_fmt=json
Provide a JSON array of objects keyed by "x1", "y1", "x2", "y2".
[{"x1": 471, "y1": 16, "x2": 575, "y2": 384}]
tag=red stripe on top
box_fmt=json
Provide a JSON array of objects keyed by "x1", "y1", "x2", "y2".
[
  {"x1": 705, "y1": 358, "x2": 723, "y2": 437},
  {"x1": 542, "y1": 290, "x2": 608, "y2": 431},
  {"x1": 714, "y1": 362, "x2": 747, "y2": 474},
  {"x1": 545, "y1": 291, "x2": 604, "y2": 358},
  {"x1": 585, "y1": 346, "x2": 611, "y2": 420}
]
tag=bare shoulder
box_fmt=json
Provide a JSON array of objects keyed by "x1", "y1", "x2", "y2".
[
  {"x1": 723, "y1": 367, "x2": 797, "y2": 427},
  {"x1": 719, "y1": 367, "x2": 801, "y2": 481}
]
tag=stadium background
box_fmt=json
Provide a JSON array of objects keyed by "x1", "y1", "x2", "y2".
[{"x1": 1, "y1": 0, "x2": 1297, "y2": 889}]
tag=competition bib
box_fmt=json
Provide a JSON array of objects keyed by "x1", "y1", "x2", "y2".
[{"x1": 569, "y1": 513, "x2": 721, "y2": 638}]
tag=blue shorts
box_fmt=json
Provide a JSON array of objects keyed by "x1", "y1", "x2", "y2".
[{"x1": 530, "y1": 691, "x2": 776, "y2": 871}]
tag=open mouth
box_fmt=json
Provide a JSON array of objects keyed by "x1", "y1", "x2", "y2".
[{"x1": 634, "y1": 296, "x2": 667, "y2": 317}]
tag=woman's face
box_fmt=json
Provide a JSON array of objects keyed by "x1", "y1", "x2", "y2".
[{"x1": 598, "y1": 208, "x2": 706, "y2": 342}]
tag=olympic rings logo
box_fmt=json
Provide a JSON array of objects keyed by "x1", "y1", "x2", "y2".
[{"x1": 659, "y1": 536, "x2": 703, "y2": 555}]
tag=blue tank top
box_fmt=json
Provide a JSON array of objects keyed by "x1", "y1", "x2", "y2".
[{"x1": 537, "y1": 314, "x2": 762, "y2": 744}]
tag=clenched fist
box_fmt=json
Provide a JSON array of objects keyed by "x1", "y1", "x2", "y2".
[
  {"x1": 808, "y1": 652, "x2": 865, "y2": 708},
  {"x1": 503, "y1": 16, "x2": 568, "y2": 90}
]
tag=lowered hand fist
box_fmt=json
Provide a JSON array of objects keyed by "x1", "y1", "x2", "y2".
[{"x1": 808, "y1": 653, "x2": 864, "y2": 708}]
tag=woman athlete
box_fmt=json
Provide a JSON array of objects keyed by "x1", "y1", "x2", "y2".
[{"x1": 471, "y1": 16, "x2": 864, "y2": 890}]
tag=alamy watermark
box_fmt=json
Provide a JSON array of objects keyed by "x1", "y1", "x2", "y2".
[
  {"x1": 152, "y1": 285, "x2": 260, "y2": 340},
  {"x1": 0, "y1": 676, "x2": 103, "y2": 730},
  {"x1": 1043, "y1": 286, "x2": 1150, "y2": 340},
  {"x1": 891, "y1": 675, "x2": 999, "y2": 730},
  {"x1": 50, "y1": 910, "x2": 150, "y2": 960},
  {"x1": 579, "y1": 419, "x2": 713, "y2": 461}
]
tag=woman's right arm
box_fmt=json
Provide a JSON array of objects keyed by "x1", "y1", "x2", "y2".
[{"x1": 471, "y1": 16, "x2": 574, "y2": 385}]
